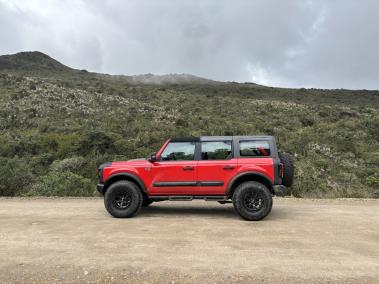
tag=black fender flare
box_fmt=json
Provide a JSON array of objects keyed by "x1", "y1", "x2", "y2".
[
  {"x1": 226, "y1": 171, "x2": 274, "y2": 197},
  {"x1": 103, "y1": 172, "x2": 148, "y2": 194}
]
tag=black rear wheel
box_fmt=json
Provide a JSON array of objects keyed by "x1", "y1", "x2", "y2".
[
  {"x1": 104, "y1": 180, "x2": 142, "y2": 218},
  {"x1": 233, "y1": 181, "x2": 273, "y2": 221}
]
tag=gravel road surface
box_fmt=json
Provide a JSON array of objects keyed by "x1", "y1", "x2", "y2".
[{"x1": 0, "y1": 198, "x2": 378, "y2": 283}]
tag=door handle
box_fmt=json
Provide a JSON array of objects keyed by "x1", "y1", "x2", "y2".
[
  {"x1": 183, "y1": 166, "x2": 194, "y2": 171},
  {"x1": 223, "y1": 165, "x2": 235, "y2": 170}
]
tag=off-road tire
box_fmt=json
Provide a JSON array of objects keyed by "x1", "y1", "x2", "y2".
[
  {"x1": 104, "y1": 180, "x2": 143, "y2": 218},
  {"x1": 278, "y1": 152, "x2": 294, "y2": 187},
  {"x1": 142, "y1": 197, "x2": 153, "y2": 207},
  {"x1": 232, "y1": 181, "x2": 273, "y2": 221}
]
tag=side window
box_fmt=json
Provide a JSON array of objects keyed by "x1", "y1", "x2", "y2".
[
  {"x1": 239, "y1": 141, "x2": 271, "y2": 157},
  {"x1": 201, "y1": 141, "x2": 232, "y2": 160},
  {"x1": 161, "y1": 142, "x2": 195, "y2": 161}
]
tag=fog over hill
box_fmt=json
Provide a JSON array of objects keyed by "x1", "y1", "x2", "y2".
[{"x1": 0, "y1": 51, "x2": 217, "y2": 85}]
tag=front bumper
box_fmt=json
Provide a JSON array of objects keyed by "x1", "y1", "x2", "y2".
[
  {"x1": 273, "y1": 185, "x2": 288, "y2": 196},
  {"x1": 97, "y1": 184, "x2": 104, "y2": 195}
]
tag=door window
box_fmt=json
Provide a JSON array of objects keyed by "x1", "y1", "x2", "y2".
[
  {"x1": 161, "y1": 142, "x2": 196, "y2": 161},
  {"x1": 239, "y1": 141, "x2": 271, "y2": 157},
  {"x1": 201, "y1": 141, "x2": 232, "y2": 160}
]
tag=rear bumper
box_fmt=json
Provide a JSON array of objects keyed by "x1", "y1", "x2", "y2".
[
  {"x1": 273, "y1": 185, "x2": 287, "y2": 196},
  {"x1": 97, "y1": 184, "x2": 104, "y2": 195}
]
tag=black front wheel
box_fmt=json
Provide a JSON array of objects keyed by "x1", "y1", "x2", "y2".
[
  {"x1": 232, "y1": 181, "x2": 273, "y2": 221},
  {"x1": 104, "y1": 180, "x2": 142, "y2": 218}
]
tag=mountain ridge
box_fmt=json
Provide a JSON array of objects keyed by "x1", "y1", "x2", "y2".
[
  {"x1": 0, "y1": 51, "x2": 220, "y2": 85},
  {"x1": 1, "y1": 51, "x2": 377, "y2": 90},
  {"x1": 0, "y1": 51, "x2": 73, "y2": 73}
]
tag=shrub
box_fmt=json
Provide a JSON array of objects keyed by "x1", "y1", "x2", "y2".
[
  {"x1": 366, "y1": 175, "x2": 379, "y2": 187},
  {"x1": 0, "y1": 157, "x2": 34, "y2": 196},
  {"x1": 50, "y1": 156, "x2": 86, "y2": 172},
  {"x1": 76, "y1": 130, "x2": 117, "y2": 156},
  {"x1": 28, "y1": 171, "x2": 93, "y2": 197}
]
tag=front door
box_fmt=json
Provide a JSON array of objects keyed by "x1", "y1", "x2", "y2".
[
  {"x1": 196, "y1": 140, "x2": 238, "y2": 195},
  {"x1": 149, "y1": 141, "x2": 197, "y2": 195}
]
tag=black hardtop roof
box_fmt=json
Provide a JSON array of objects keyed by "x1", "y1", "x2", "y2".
[{"x1": 170, "y1": 136, "x2": 274, "y2": 142}]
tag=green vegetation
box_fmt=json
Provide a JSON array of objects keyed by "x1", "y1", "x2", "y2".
[{"x1": 0, "y1": 52, "x2": 378, "y2": 198}]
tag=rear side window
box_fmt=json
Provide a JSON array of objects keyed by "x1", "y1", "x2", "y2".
[
  {"x1": 201, "y1": 141, "x2": 232, "y2": 160},
  {"x1": 239, "y1": 141, "x2": 271, "y2": 157},
  {"x1": 161, "y1": 142, "x2": 195, "y2": 161}
]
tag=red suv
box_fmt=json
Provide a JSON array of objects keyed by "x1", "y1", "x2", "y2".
[{"x1": 97, "y1": 136, "x2": 294, "y2": 221}]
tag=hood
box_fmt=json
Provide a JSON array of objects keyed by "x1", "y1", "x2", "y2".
[{"x1": 111, "y1": 158, "x2": 149, "y2": 167}]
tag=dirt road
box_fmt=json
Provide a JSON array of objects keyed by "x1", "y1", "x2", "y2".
[{"x1": 0, "y1": 198, "x2": 378, "y2": 283}]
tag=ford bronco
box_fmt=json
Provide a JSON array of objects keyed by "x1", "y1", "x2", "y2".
[{"x1": 97, "y1": 136, "x2": 294, "y2": 221}]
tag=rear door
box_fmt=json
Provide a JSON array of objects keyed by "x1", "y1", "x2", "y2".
[
  {"x1": 196, "y1": 140, "x2": 238, "y2": 195},
  {"x1": 149, "y1": 141, "x2": 198, "y2": 195}
]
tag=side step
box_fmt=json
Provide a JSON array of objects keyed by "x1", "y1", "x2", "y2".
[
  {"x1": 150, "y1": 196, "x2": 228, "y2": 201},
  {"x1": 169, "y1": 196, "x2": 193, "y2": 201}
]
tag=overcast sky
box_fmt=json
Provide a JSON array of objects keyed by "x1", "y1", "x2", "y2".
[{"x1": 1, "y1": 0, "x2": 379, "y2": 89}]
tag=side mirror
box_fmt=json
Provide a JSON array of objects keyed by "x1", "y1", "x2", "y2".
[{"x1": 149, "y1": 152, "x2": 157, "y2": 162}]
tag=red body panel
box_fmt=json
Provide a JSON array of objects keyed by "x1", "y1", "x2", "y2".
[
  {"x1": 149, "y1": 160, "x2": 197, "y2": 195},
  {"x1": 236, "y1": 158, "x2": 275, "y2": 183},
  {"x1": 103, "y1": 160, "x2": 151, "y2": 189},
  {"x1": 196, "y1": 158, "x2": 238, "y2": 195}
]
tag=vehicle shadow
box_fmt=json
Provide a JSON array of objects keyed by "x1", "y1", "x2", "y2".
[
  {"x1": 139, "y1": 203, "x2": 291, "y2": 221},
  {"x1": 141, "y1": 204, "x2": 237, "y2": 219}
]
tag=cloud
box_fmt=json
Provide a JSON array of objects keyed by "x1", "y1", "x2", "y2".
[{"x1": 0, "y1": 0, "x2": 378, "y2": 89}]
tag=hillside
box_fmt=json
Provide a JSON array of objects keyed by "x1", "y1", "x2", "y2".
[
  {"x1": 0, "y1": 51, "x2": 378, "y2": 198},
  {"x1": 0, "y1": 51, "x2": 74, "y2": 74}
]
